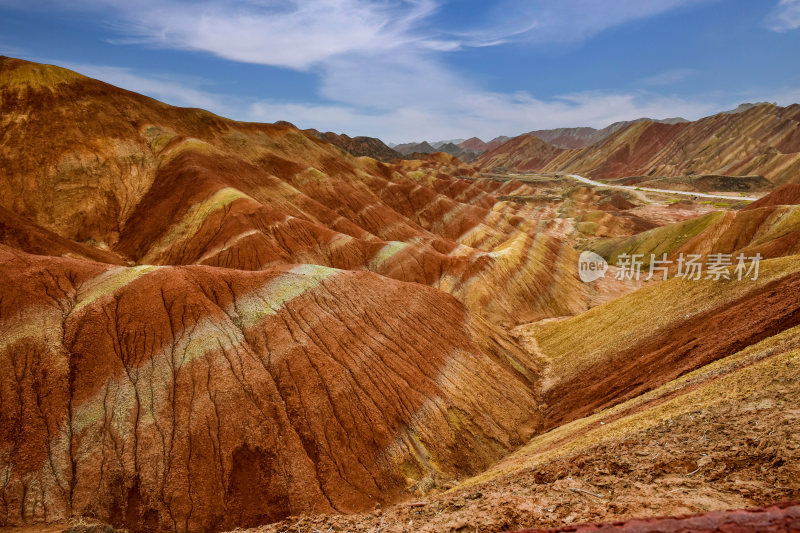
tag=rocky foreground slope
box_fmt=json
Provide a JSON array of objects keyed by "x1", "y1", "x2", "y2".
[
  {"x1": 0, "y1": 244, "x2": 547, "y2": 530},
  {"x1": 249, "y1": 258, "x2": 800, "y2": 532}
]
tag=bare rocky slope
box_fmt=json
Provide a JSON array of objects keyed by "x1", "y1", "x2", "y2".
[
  {"x1": 480, "y1": 103, "x2": 800, "y2": 185},
  {"x1": 0, "y1": 245, "x2": 546, "y2": 530},
  {"x1": 0, "y1": 56, "x2": 576, "y2": 531},
  {"x1": 0, "y1": 56, "x2": 588, "y2": 325},
  {"x1": 529, "y1": 117, "x2": 689, "y2": 150},
  {"x1": 1, "y1": 57, "x2": 798, "y2": 533}
]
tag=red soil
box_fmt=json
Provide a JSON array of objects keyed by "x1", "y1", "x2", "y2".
[
  {"x1": 743, "y1": 184, "x2": 800, "y2": 210},
  {"x1": 511, "y1": 502, "x2": 800, "y2": 533}
]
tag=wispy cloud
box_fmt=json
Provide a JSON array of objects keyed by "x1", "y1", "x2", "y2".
[
  {"x1": 40, "y1": 54, "x2": 720, "y2": 142},
  {"x1": 639, "y1": 68, "x2": 695, "y2": 87},
  {"x1": 450, "y1": 0, "x2": 710, "y2": 47},
  {"x1": 765, "y1": 0, "x2": 800, "y2": 31},
  {"x1": 97, "y1": 0, "x2": 453, "y2": 70},
  {"x1": 4, "y1": 0, "x2": 728, "y2": 141},
  {"x1": 91, "y1": 0, "x2": 712, "y2": 61}
]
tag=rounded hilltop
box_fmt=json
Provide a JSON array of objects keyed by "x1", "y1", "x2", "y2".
[{"x1": 0, "y1": 56, "x2": 87, "y2": 89}]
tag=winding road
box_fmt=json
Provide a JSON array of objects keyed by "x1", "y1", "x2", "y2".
[{"x1": 561, "y1": 173, "x2": 759, "y2": 202}]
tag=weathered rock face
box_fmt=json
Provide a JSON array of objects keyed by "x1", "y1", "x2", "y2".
[
  {"x1": 0, "y1": 58, "x2": 578, "y2": 531},
  {"x1": 0, "y1": 58, "x2": 571, "y2": 529},
  {"x1": 481, "y1": 103, "x2": 800, "y2": 185},
  {"x1": 0, "y1": 205, "x2": 127, "y2": 264},
  {"x1": 0, "y1": 245, "x2": 545, "y2": 531}
]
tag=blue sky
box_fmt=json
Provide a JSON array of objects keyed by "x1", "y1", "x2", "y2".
[{"x1": 1, "y1": 0, "x2": 799, "y2": 142}]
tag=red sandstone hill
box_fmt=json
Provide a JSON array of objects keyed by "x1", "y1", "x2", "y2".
[
  {"x1": 2, "y1": 57, "x2": 800, "y2": 533},
  {"x1": 0, "y1": 56, "x2": 581, "y2": 530},
  {"x1": 528, "y1": 117, "x2": 689, "y2": 150},
  {"x1": 478, "y1": 134, "x2": 565, "y2": 172},
  {"x1": 457, "y1": 136, "x2": 511, "y2": 153},
  {"x1": 743, "y1": 183, "x2": 800, "y2": 210},
  {"x1": 0, "y1": 56, "x2": 587, "y2": 325},
  {"x1": 480, "y1": 103, "x2": 800, "y2": 185},
  {"x1": 0, "y1": 244, "x2": 547, "y2": 530},
  {"x1": 458, "y1": 137, "x2": 490, "y2": 151}
]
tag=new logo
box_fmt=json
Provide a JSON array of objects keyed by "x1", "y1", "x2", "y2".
[{"x1": 578, "y1": 251, "x2": 608, "y2": 282}]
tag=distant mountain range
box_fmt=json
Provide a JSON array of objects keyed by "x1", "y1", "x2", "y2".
[
  {"x1": 297, "y1": 103, "x2": 790, "y2": 179},
  {"x1": 393, "y1": 117, "x2": 690, "y2": 159},
  {"x1": 390, "y1": 136, "x2": 511, "y2": 162},
  {"x1": 304, "y1": 104, "x2": 765, "y2": 166},
  {"x1": 478, "y1": 102, "x2": 800, "y2": 185},
  {"x1": 529, "y1": 117, "x2": 688, "y2": 149},
  {"x1": 305, "y1": 129, "x2": 400, "y2": 162}
]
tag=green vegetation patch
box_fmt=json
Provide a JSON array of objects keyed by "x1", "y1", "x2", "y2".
[
  {"x1": 532, "y1": 255, "x2": 800, "y2": 386},
  {"x1": 589, "y1": 211, "x2": 725, "y2": 265},
  {"x1": 142, "y1": 187, "x2": 251, "y2": 262}
]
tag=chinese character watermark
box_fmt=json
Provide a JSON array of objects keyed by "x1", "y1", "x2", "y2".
[{"x1": 579, "y1": 252, "x2": 762, "y2": 283}]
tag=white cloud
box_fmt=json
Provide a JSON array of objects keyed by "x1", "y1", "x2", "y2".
[
  {"x1": 0, "y1": 42, "x2": 28, "y2": 56},
  {"x1": 35, "y1": 53, "x2": 719, "y2": 143},
  {"x1": 28, "y1": 0, "x2": 712, "y2": 67},
  {"x1": 766, "y1": 0, "x2": 800, "y2": 31},
  {"x1": 274, "y1": 45, "x2": 715, "y2": 141},
  {"x1": 10, "y1": 0, "x2": 733, "y2": 142},
  {"x1": 248, "y1": 89, "x2": 718, "y2": 143},
  {"x1": 96, "y1": 0, "x2": 453, "y2": 70}
]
